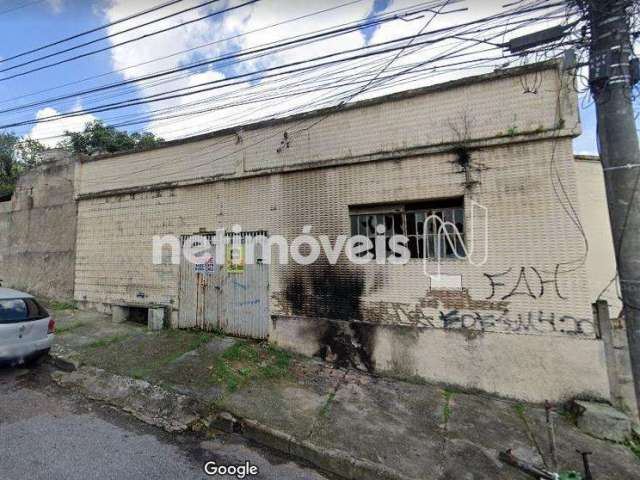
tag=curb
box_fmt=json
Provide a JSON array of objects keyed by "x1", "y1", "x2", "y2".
[
  {"x1": 49, "y1": 351, "x2": 417, "y2": 480},
  {"x1": 48, "y1": 346, "x2": 81, "y2": 372},
  {"x1": 237, "y1": 417, "x2": 417, "y2": 480},
  {"x1": 50, "y1": 362, "x2": 205, "y2": 433}
]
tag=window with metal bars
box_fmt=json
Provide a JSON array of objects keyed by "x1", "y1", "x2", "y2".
[{"x1": 349, "y1": 198, "x2": 465, "y2": 259}]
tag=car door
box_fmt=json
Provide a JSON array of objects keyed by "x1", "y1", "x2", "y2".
[{"x1": 0, "y1": 298, "x2": 50, "y2": 348}]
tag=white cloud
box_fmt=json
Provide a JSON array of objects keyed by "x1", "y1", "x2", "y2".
[
  {"x1": 102, "y1": 0, "x2": 230, "y2": 80},
  {"x1": 356, "y1": 0, "x2": 567, "y2": 100},
  {"x1": 97, "y1": 0, "x2": 570, "y2": 140},
  {"x1": 47, "y1": 0, "x2": 64, "y2": 14},
  {"x1": 221, "y1": 0, "x2": 373, "y2": 72},
  {"x1": 28, "y1": 106, "x2": 96, "y2": 148},
  {"x1": 100, "y1": 0, "x2": 378, "y2": 139}
]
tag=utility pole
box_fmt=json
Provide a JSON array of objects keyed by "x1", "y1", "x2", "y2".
[{"x1": 586, "y1": 0, "x2": 640, "y2": 413}]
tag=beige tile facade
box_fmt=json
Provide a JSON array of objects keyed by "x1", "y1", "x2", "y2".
[
  {"x1": 73, "y1": 63, "x2": 611, "y2": 401},
  {"x1": 575, "y1": 155, "x2": 623, "y2": 317}
]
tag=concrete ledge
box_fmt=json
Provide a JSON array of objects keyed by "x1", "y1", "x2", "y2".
[
  {"x1": 572, "y1": 400, "x2": 632, "y2": 443},
  {"x1": 147, "y1": 307, "x2": 166, "y2": 331},
  {"x1": 112, "y1": 305, "x2": 128, "y2": 323},
  {"x1": 49, "y1": 344, "x2": 82, "y2": 372},
  {"x1": 51, "y1": 366, "x2": 204, "y2": 433}
]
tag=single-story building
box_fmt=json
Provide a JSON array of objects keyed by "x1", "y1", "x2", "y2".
[{"x1": 71, "y1": 60, "x2": 615, "y2": 402}]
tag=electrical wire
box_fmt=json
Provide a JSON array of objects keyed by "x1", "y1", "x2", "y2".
[
  {"x1": 0, "y1": 0, "x2": 257, "y2": 82},
  {"x1": 0, "y1": 0, "x2": 45, "y2": 17},
  {"x1": 0, "y1": 1, "x2": 568, "y2": 129},
  {"x1": 0, "y1": 0, "x2": 186, "y2": 63},
  {"x1": 74, "y1": 3, "x2": 568, "y2": 188}
]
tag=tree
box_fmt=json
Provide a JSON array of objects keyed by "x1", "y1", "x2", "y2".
[
  {"x1": 60, "y1": 121, "x2": 163, "y2": 156},
  {"x1": 0, "y1": 133, "x2": 44, "y2": 199}
]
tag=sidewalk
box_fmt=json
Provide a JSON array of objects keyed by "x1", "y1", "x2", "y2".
[{"x1": 49, "y1": 307, "x2": 640, "y2": 480}]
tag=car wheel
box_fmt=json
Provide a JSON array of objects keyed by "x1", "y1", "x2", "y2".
[{"x1": 24, "y1": 349, "x2": 50, "y2": 367}]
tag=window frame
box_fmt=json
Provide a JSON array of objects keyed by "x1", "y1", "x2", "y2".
[
  {"x1": 0, "y1": 298, "x2": 50, "y2": 324},
  {"x1": 349, "y1": 198, "x2": 466, "y2": 261}
]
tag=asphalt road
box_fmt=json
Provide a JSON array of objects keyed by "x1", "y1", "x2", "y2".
[{"x1": 0, "y1": 363, "x2": 329, "y2": 480}]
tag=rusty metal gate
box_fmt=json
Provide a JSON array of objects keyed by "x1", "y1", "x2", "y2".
[{"x1": 178, "y1": 232, "x2": 269, "y2": 339}]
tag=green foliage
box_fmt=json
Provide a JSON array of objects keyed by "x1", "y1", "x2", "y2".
[
  {"x1": 129, "y1": 366, "x2": 151, "y2": 380},
  {"x1": 558, "y1": 472, "x2": 582, "y2": 480},
  {"x1": 0, "y1": 132, "x2": 44, "y2": 198},
  {"x1": 50, "y1": 300, "x2": 78, "y2": 311},
  {"x1": 442, "y1": 389, "x2": 455, "y2": 428},
  {"x1": 627, "y1": 437, "x2": 640, "y2": 461},
  {"x1": 55, "y1": 320, "x2": 86, "y2": 334},
  {"x1": 514, "y1": 403, "x2": 527, "y2": 418},
  {"x1": 506, "y1": 125, "x2": 519, "y2": 137},
  {"x1": 88, "y1": 334, "x2": 131, "y2": 349},
  {"x1": 513, "y1": 402, "x2": 548, "y2": 464},
  {"x1": 59, "y1": 120, "x2": 163, "y2": 156},
  {"x1": 210, "y1": 341, "x2": 292, "y2": 392},
  {"x1": 319, "y1": 392, "x2": 336, "y2": 418}
]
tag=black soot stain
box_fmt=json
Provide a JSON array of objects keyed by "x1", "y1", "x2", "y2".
[{"x1": 284, "y1": 264, "x2": 375, "y2": 372}]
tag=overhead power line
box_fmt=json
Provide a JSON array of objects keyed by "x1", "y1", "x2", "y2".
[
  {"x1": 0, "y1": 8, "x2": 423, "y2": 115},
  {"x1": 24, "y1": 0, "x2": 562, "y2": 137},
  {"x1": 73, "y1": 0, "x2": 571, "y2": 184},
  {"x1": 0, "y1": 0, "x2": 365, "y2": 106},
  {"x1": 0, "y1": 0, "x2": 560, "y2": 118},
  {"x1": 8, "y1": 0, "x2": 572, "y2": 155},
  {"x1": 24, "y1": 1, "x2": 570, "y2": 144},
  {"x1": 0, "y1": 0, "x2": 225, "y2": 72},
  {"x1": 0, "y1": 0, "x2": 256, "y2": 82},
  {"x1": 0, "y1": 0, "x2": 45, "y2": 17},
  {"x1": 0, "y1": 13, "x2": 551, "y2": 129},
  {"x1": 0, "y1": 0, "x2": 185, "y2": 63}
]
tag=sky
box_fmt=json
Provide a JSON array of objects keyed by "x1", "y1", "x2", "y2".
[{"x1": 0, "y1": 0, "x2": 634, "y2": 154}]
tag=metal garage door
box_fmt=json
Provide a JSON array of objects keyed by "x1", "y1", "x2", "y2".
[{"x1": 178, "y1": 232, "x2": 269, "y2": 339}]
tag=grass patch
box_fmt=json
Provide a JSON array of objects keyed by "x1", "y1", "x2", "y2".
[
  {"x1": 88, "y1": 334, "x2": 131, "y2": 349},
  {"x1": 205, "y1": 327, "x2": 225, "y2": 338},
  {"x1": 80, "y1": 329, "x2": 216, "y2": 380},
  {"x1": 627, "y1": 438, "x2": 640, "y2": 461},
  {"x1": 513, "y1": 403, "x2": 547, "y2": 466},
  {"x1": 77, "y1": 329, "x2": 292, "y2": 396},
  {"x1": 514, "y1": 403, "x2": 527, "y2": 419},
  {"x1": 319, "y1": 393, "x2": 336, "y2": 418},
  {"x1": 129, "y1": 366, "x2": 152, "y2": 380},
  {"x1": 210, "y1": 341, "x2": 292, "y2": 392},
  {"x1": 49, "y1": 300, "x2": 78, "y2": 311},
  {"x1": 154, "y1": 331, "x2": 217, "y2": 365},
  {"x1": 442, "y1": 389, "x2": 455, "y2": 429},
  {"x1": 55, "y1": 320, "x2": 86, "y2": 334},
  {"x1": 558, "y1": 405, "x2": 580, "y2": 425},
  {"x1": 506, "y1": 126, "x2": 519, "y2": 137}
]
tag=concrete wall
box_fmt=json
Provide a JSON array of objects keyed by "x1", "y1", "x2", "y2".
[
  {"x1": 77, "y1": 64, "x2": 578, "y2": 198},
  {"x1": 271, "y1": 315, "x2": 608, "y2": 402},
  {"x1": 73, "y1": 63, "x2": 611, "y2": 401},
  {"x1": 574, "y1": 155, "x2": 623, "y2": 317},
  {"x1": 0, "y1": 149, "x2": 76, "y2": 300}
]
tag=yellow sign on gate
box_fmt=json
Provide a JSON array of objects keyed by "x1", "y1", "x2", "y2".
[{"x1": 225, "y1": 245, "x2": 245, "y2": 273}]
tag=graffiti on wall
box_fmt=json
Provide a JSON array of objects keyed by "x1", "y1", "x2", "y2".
[
  {"x1": 484, "y1": 264, "x2": 567, "y2": 301},
  {"x1": 273, "y1": 262, "x2": 594, "y2": 338},
  {"x1": 359, "y1": 301, "x2": 593, "y2": 336}
]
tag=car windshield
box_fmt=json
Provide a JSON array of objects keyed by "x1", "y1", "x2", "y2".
[{"x1": 0, "y1": 298, "x2": 49, "y2": 323}]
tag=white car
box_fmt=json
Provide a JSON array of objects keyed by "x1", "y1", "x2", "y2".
[{"x1": 0, "y1": 288, "x2": 55, "y2": 366}]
